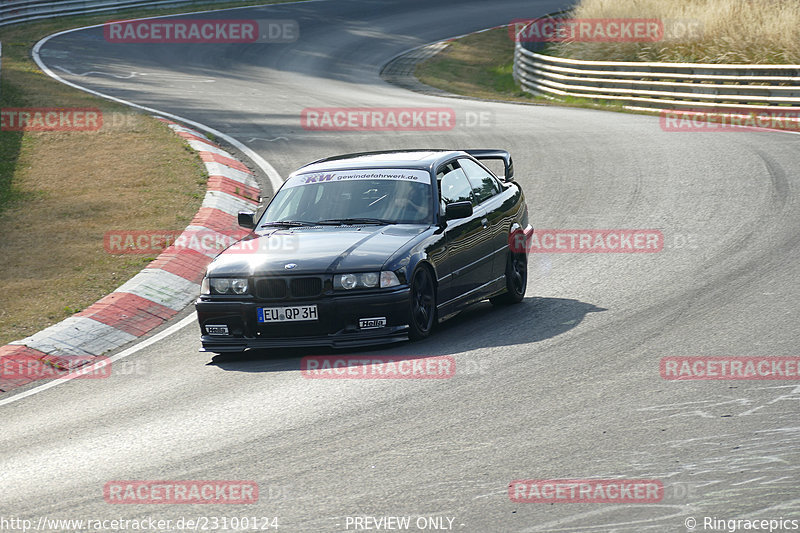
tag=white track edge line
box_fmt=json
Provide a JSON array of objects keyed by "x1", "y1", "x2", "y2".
[
  {"x1": 0, "y1": 314, "x2": 197, "y2": 407},
  {"x1": 27, "y1": 1, "x2": 332, "y2": 191}
]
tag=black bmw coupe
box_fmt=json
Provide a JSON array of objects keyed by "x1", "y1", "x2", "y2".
[{"x1": 195, "y1": 149, "x2": 533, "y2": 352}]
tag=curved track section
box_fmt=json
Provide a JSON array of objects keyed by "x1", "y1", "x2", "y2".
[{"x1": 3, "y1": 0, "x2": 800, "y2": 531}]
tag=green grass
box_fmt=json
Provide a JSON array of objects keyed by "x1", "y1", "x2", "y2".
[
  {"x1": 415, "y1": 28, "x2": 533, "y2": 102},
  {"x1": 414, "y1": 27, "x2": 631, "y2": 112}
]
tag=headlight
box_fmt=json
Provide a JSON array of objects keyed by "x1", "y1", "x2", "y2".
[
  {"x1": 334, "y1": 271, "x2": 400, "y2": 290},
  {"x1": 360, "y1": 272, "x2": 379, "y2": 288},
  {"x1": 205, "y1": 277, "x2": 248, "y2": 295},
  {"x1": 338, "y1": 273, "x2": 358, "y2": 290},
  {"x1": 231, "y1": 279, "x2": 248, "y2": 294},
  {"x1": 213, "y1": 278, "x2": 231, "y2": 293},
  {"x1": 333, "y1": 274, "x2": 358, "y2": 291}
]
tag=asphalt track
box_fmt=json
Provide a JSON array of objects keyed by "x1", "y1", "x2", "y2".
[{"x1": 3, "y1": 0, "x2": 800, "y2": 531}]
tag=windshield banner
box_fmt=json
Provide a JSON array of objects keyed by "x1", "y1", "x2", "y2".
[{"x1": 285, "y1": 169, "x2": 431, "y2": 188}]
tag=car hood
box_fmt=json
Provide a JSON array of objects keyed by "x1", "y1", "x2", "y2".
[{"x1": 206, "y1": 225, "x2": 428, "y2": 276}]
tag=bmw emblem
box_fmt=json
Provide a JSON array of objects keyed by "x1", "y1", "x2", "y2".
[{"x1": 284, "y1": 263, "x2": 297, "y2": 270}]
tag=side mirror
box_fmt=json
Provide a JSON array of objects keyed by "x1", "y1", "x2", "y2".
[
  {"x1": 445, "y1": 201, "x2": 473, "y2": 221},
  {"x1": 238, "y1": 211, "x2": 256, "y2": 229}
]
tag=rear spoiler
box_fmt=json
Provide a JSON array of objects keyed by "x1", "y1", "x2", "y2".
[{"x1": 464, "y1": 149, "x2": 514, "y2": 181}]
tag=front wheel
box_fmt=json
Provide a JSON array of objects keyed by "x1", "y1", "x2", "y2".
[
  {"x1": 490, "y1": 251, "x2": 527, "y2": 305},
  {"x1": 408, "y1": 266, "x2": 436, "y2": 340}
]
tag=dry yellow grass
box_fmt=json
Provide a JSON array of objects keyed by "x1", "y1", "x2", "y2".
[
  {"x1": 548, "y1": 0, "x2": 800, "y2": 64},
  {"x1": 0, "y1": 121, "x2": 208, "y2": 345}
]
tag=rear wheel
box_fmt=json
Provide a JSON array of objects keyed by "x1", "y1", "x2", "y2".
[
  {"x1": 408, "y1": 266, "x2": 436, "y2": 340},
  {"x1": 490, "y1": 251, "x2": 527, "y2": 305}
]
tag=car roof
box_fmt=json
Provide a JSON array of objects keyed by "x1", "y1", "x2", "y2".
[{"x1": 294, "y1": 150, "x2": 465, "y2": 175}]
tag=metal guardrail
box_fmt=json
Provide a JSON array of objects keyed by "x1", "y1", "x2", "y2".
[
  {"x1": 0, "y1": 0, "x2": 237, "y2": 27},
  {"x1": 513, "y1": 26, "x2": 800, "y2": 112}
]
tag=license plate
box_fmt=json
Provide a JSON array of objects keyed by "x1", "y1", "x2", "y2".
[
  {"x1": 206, "y1": 324, "x2": 229, "y2": 335},
  {"x1": 359, "y1": 317, "x2": 386, "y2": 329},
  {"x1": 258, "y1": 305, "x2": 318, "y2": 323}
]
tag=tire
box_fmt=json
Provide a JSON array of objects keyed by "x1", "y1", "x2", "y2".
[
  {"x1": 408, "y1": 266, "x2": 436, "y2": 340},
  {"x1": 490, "y1": 250, "x2": 527, "y2": 305}
]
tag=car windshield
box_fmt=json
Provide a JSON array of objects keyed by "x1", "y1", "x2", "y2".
[{"x1": 260, "y1": 168, "x2": 433, "y2": 225}]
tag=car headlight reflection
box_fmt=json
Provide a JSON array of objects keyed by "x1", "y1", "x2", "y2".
[{"x1": 334, "y1": 271, "x2": 400, "y2": 290}]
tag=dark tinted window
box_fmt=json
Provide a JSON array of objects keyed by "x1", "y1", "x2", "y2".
[{"x1": 459, "y1": 158, "x2": 500, "y2": 204}]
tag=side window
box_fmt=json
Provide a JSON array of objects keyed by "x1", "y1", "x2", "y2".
[
  {"x1": 437, "y1": 162, "x2": 474, "y2": 210},
  {"x1": 459, "y1": 158, "x2": 501, "y2": 205}
]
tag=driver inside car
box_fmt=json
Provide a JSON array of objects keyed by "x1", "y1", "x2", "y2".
[{"x1": 384, "y1": 181, "x2": 429, "y2": 222}]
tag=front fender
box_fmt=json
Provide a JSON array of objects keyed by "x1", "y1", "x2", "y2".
[{"x1": 383, "y1": 227, "x2": 442, "y2": 285}]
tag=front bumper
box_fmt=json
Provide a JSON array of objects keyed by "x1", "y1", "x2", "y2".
[{"x1": 195, "y1": 287, "x2": 411, "y2": 352}]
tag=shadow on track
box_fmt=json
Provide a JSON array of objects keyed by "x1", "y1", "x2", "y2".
[{"x1": 207, "y1": 296, "x2": 606, "y2": 373}]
